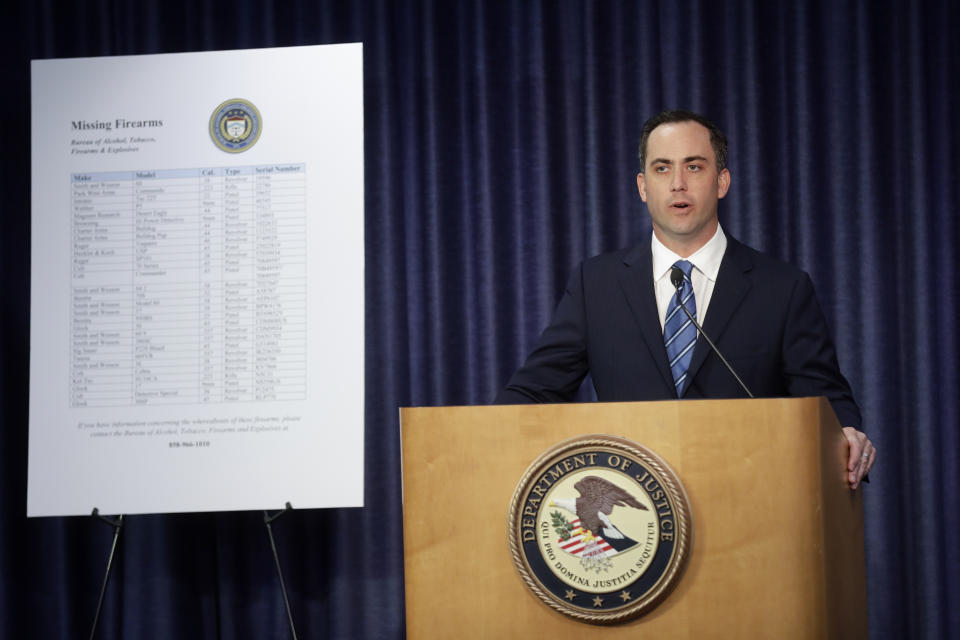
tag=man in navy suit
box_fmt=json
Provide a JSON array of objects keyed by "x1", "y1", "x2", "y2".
[{"x1": 496, "y1": 110, "x2": 876, "y2": 489}]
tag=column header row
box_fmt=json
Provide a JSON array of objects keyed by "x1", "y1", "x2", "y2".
[{"x1": 73, "y1": 164, "x2": 306, "y2": 183}]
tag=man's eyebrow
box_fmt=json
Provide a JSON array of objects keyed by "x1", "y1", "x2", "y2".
[{"x1": 649, "y1": 155, "x2": 710, "y2": 165}]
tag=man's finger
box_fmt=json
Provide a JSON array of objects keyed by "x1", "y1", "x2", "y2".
[{"x1": 843, "y1": 427, "x2": 865, "y2": 471}]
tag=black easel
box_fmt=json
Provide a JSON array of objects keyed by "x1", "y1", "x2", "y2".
[
  {"x1": 264, "y1": 502, "x2": 299, "y2": 640},
  {"x1": 88, "y1": 509, "x2": 124, "y2": 640},
  {"x1": 85, "y1": 504, "x2": 299, "y2": 638}
]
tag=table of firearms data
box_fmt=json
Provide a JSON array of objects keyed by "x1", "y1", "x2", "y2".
[{"x1": 70, "y1": 164, "x2": 307, "y2": 407}]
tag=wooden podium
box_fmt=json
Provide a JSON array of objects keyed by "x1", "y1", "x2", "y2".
[{"x1": 400, "y1": 397, "x2": 867, "y2": 638}]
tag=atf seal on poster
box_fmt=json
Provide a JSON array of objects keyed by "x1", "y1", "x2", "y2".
[
  {"x1": 507, "y1": 434, "x2": 693, "y2": 624},
  {"x1": 209, "y1": 98, "x2": 262, "y2": 153}
]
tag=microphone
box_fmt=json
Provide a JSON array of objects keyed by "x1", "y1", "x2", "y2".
[{"x1": 670, "y1": 266, "x2": 754, "y2": 398}]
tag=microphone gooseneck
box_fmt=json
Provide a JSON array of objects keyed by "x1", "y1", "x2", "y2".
[{"x1": 670, "y1": 266, "x2": 754, "y2": 398}]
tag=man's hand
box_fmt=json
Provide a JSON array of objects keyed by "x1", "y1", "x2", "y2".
[{"x1": 842, "y1": 426, "x2": 875, "y2": 490}]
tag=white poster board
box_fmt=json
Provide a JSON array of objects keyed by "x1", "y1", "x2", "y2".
[{"x1": 28, "y1": 44, "x2": 364, "y2": 516}]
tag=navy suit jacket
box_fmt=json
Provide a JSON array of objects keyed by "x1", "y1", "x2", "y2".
[{"x1": 495, "y1": 235, "x2": 862, "y2": 429}]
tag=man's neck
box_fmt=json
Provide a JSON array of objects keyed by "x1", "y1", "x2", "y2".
[
  {"x1": 652, "y1": 221, "x2": 719, "y2": 258},
  {"x1": 651, "y1": 223, "x2": 726, "y2": 267}
]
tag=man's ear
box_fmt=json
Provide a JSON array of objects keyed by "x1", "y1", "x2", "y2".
[
  {"x1": 717, "y1": 168, "x2": 731, "y2": 199},
  {"x1": 636, "y1": 172, "x2": 647, "y2": 202}
]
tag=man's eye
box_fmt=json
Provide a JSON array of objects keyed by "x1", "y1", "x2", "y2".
[
  {"x1": 688, "y1": 165, "x2": 701, "y2": 172},
  {"x1": 655, "y1": 166, "x2": 669, "y2": 173}
]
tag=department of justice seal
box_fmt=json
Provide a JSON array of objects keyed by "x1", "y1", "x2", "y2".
[
  {"x1": 507, "y1": 434, "x2": 693, "y2": 624},
  {"x1": 209, "y1": 99, "x2": 262, "y2": 153}
]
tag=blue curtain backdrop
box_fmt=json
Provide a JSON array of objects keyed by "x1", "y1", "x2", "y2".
[{"x1": 1, "y1": 0, "x2": 957, "y2": 637}]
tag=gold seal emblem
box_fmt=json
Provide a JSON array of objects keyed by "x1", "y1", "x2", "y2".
[
  {"x1": 209, "y1": 98, "x2": 262, "y2": 153},
  {"x1": 507, "y1": 434, "x2": 693, "y2": 624}
]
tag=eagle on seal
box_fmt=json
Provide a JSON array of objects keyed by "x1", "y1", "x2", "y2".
[{"x1": 551, "y1": 476, "x2": 648, "y2": 551}]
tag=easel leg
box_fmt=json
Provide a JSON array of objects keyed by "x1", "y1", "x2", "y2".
[
  {"x1": 264, "y1": 502, "x2": 299, "y2": 640},
  {"x1": 88, "y1": 509, "x2": 124, "y2": 640}
]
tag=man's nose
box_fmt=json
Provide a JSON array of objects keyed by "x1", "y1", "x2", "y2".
[{"x1": 671, "y1": 171, "x2": 687, "y2": 191}]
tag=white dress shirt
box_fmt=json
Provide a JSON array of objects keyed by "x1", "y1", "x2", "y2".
[{"x1": 652, "y1": 225, "x2": 728, "y2": 331}]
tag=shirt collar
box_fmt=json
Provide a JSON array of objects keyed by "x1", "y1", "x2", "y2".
[{"x1": 651, "y1": 224, "x2": 728, "y2": 282}]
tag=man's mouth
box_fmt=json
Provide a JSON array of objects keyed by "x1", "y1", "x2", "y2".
[{"x1": 671, "y1": 202, "x2": 691, "y2": 209}]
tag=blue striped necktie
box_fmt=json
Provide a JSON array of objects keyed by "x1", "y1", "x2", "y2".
[{"x1": 664, "y1": 260, "x2": 697, "y2": 397}]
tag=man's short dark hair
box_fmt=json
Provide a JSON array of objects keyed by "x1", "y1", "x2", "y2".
[{"x1": 638, "y1": 109, "x2": 728, "y2": 173}]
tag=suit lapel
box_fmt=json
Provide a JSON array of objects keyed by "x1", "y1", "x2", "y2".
[
  {"x1": 682, "y1": 236, "x2": 754, "y2": 394},
  {"x1": 617, "y1": 243, "x2": 676, "y2": 393}
]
